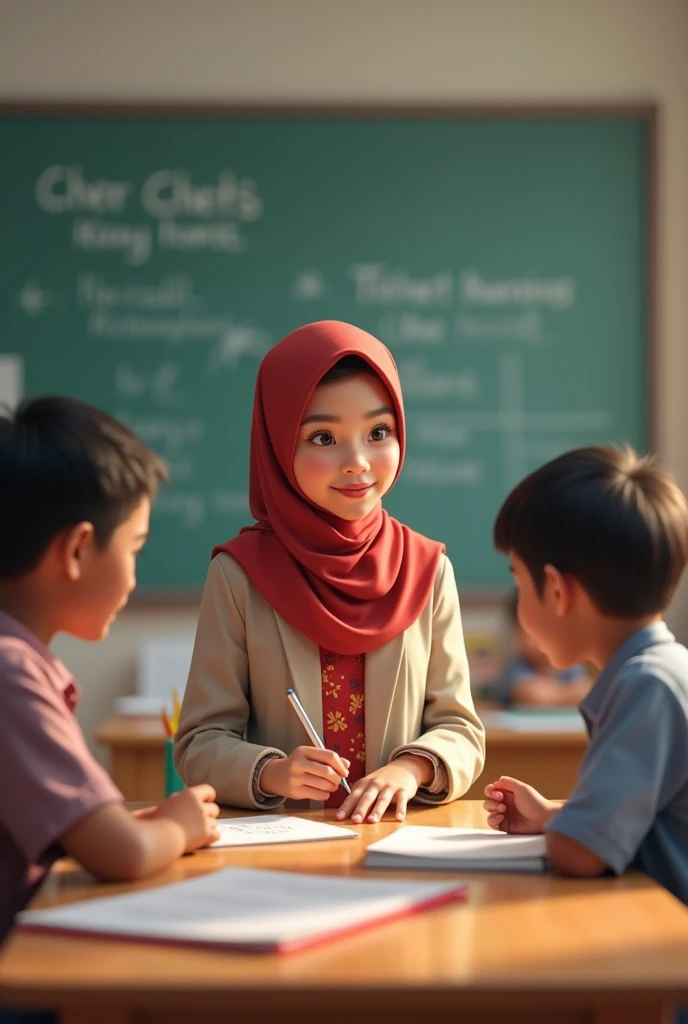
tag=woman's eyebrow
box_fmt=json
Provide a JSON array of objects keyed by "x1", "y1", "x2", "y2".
[
  {"x1": 300, "y1": 412, "x2": 340, "y2": 426},
  {"x1": 300, "y1": 405, "x2": 394, "y2": 427},
  {"x1": 364, "y1": 405, "x2": 394, "y2": 419}
]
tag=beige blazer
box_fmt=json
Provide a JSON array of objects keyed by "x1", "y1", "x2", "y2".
[{"x1": 174, "y1": 551, "x2": 485, "y2": 809}]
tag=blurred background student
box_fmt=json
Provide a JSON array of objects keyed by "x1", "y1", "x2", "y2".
[{"x1": 494, "y1": 592, "x2": 592, "y2": 708}]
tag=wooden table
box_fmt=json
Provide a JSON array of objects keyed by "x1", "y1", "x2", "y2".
[
  {"x1": 2, "y1": 802, "x2": 687, "y2": 1024},
  {"x1": 96, "y1": 712, "x2": 588, "y2": 801}
]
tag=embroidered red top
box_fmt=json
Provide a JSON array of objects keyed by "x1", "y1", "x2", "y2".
[{"x1": 320, "y1": 648, "x2": 366, "y2": 808}]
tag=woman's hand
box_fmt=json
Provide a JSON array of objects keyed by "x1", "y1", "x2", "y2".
[
  {"x1": 260, "y1": 746, "x2": 350, "y2": 801},
  {"x1": 335, "y1": 754, "x2": 432, "y2": 824}
]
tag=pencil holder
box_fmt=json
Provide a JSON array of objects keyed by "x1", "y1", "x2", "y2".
[{"x1": 164, "y1": 738, "x2": 184, "y2": 797}]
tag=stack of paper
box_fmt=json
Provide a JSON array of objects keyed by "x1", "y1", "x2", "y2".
[
  {"x1": 365, "y1": 826, "x2": 548, "y2": 872},
  {"x1": 18, "y1": 867, "x2": 468, "y2": 953}
]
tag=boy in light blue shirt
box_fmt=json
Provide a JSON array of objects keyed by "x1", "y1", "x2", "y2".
[{"x1": 483, "y1": 445, "x2": 688, "y2": 906}]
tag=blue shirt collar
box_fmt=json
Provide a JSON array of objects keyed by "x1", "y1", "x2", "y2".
[{"x1": 580, "y1": 621, "x2": 675, "y2": 722}]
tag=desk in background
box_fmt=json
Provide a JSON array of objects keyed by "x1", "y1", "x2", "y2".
[
  {"x1": 96, "y1": 708, "x2": 589, "y2": 802},
  {"x1": 96, "y1": 715, "x2": 167, "y2": 802},
  {"x1": 1, "y1": 802, "x2": 686, "y2": 1024}
]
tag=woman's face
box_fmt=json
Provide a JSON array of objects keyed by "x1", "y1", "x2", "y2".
[{"x1": 293, "y1": 372, "x2": 401, "y2": 521}]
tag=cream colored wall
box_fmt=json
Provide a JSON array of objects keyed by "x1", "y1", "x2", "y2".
[{"x1": 1, "y1": 0, "x2": 687, "y2": 755}]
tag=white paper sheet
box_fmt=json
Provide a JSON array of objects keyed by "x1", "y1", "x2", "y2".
[
  {"x1": 18, "y1": 866, "x2": 466, "y2": 952},
  {"x1": 211, "y1": 815, "x2": 358, "y2": 847}
]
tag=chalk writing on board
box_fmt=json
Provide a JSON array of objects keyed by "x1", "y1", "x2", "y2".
[
  {"x1": 410, "y1": 417, "x2": 469, "y2": 449},
  {"x1": 496, "y1": 353, "x2": 611, "y2": 489},
  {"x1": 36, "y1": 165, "x2": 265, "y2": 266},
  {"x1": 207, "y1": 322, "x2": 271, "y2": 369},
  {"x1": 459, "y1": 270, "x2": 576, "y2": 309},
  {"x1": 72, "y1": 219, "x2": 153, "y2": 266},
  {"x1": 35, "y1": 165, "x2": 133, "y2": 215},
  {"x1": 140, "y1": 170, "x2": 263, "y2": 222},
  {"x1": 405, "y1": 353, "x2": 613, "y2": 494},
  {"x1": 456, "y1": 310, "x2": 543, "y2": 345},
  {"x1": 158, "y1": 219, "x2": 248, "y2": 256},
  {"x1": 16, "y1": 282, "x2": 51, "y2": 317},
  {"x1": 293, "y1": 269, "x2": 328, "y2": 301},
  {"x1": 36, "y1": 165, "x2": 263, "y2": 221},
  {"x1": 154, "y1": 491, "x2": 206, "y2": 529},
  {"x1": 74, "y1": 219, "x2": 259, "y2": 264},
  {"x1": 77, "y1": 274, "x2": 199, "y2": 312},
  {"x1": 377, "y1": 313, "x2": 446, "y2": 346},
  {"x1": 115, "y1": 362, "x2": 184, "y2": 407},
  {"x1": 350, "y1": 264, "x2": 454, "y2": 306},
  {"x1": 399, "y1": 360, "x2": 479, "y2": 401},
  {"x1": 88, "y1": 312, "x2": 234, "y2": 344}
]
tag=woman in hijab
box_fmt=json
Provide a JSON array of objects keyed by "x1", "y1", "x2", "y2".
[{"x1": 175, "y1": 321, "x2": 484, "y2": 823}]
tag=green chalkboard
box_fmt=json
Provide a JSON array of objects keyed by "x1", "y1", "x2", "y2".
[{"x1": 0, "y1": 105, "x2": 654, "y2": 593}]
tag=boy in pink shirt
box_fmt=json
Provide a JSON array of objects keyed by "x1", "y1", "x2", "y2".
[{"x1": 0, "y1": 396, "x2": 220, "y2": 948}]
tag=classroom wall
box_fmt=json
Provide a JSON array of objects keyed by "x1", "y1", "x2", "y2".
[{"x1": 1, "y1": 0, "x2": 687, "y2": 756}]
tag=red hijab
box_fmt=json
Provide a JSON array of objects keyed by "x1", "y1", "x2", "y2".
[{"x1": 214, "y1": 321, "x2": 444, "y2": 654}]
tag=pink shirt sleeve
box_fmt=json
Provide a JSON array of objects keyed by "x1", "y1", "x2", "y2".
[{"x1": 0, "y1": 646, "x2": 123, "y2": 864}]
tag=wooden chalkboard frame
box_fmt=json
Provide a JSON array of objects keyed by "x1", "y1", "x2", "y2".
[{"x1": 0, "y1": 102, "x2": 657, "y2": 606}]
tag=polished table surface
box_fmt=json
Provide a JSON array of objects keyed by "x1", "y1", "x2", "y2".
[{"x1": 1, "y1": 802, "x2": 687, "y2": 1024}]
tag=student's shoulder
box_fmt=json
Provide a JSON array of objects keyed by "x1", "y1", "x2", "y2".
[
  {"x1": 0, "y1": 632, "x2": 48, "y2": 676},
  {"x1": 0, "y1": 634, "x2": 63, "y2": 703},
  {"x1": 615, "y1": 642, "x2": 688, "y2": 716}
]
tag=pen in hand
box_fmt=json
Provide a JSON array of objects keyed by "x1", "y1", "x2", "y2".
[{"x1": 286, "y1": 688, "x2": 352, "y2": 795}]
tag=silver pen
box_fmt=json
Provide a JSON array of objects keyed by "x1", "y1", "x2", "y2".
[{"x1": 286, "y1": 688, "x2": 352, "y2": 794}]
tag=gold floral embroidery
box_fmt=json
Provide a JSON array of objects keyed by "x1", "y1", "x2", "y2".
[
  {"x1": 320, "y1": 651, "x2": 366, "y2": 794},
  {"x1": 349, "y1": 693, "x2": 364, "y2": 714},
  {"x1": 327, "y1": 710, "x2": 347, "y2": 732}
]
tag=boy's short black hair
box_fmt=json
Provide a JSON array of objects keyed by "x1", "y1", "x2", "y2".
[
  {"x1": 494, "y1": 445, "x2": 688, "y2": 618},
  {"x1": 0, "y1": 395, "x2": 168, "y2": 578}
]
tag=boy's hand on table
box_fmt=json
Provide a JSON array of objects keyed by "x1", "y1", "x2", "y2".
[
  {"x1": 484, "y1": 775, "x2": 559, "y2": 834},
  {"x1": 335, "y1": 754, "x2": 431, "y2": 824},
  {"x1": 152, "y1": 784, "x2": 221, "y2": 852},
  {"x1": 130, "y1": 805, "x2": 159, "y2": 820}
]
